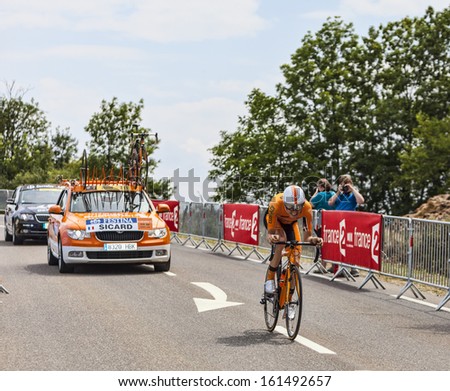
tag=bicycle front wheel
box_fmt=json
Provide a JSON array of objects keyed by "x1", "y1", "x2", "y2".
[
  {"x1": 285, "y1": 265, "x2": 303, "y2": 340},
  {"x1": 263, "y1": 269, "x2": 279, "y2": 332}
]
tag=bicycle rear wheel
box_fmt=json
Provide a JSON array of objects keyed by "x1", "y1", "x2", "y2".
[
  {"x1": 285, "y1": 265, "x2": 303, "y2": 340},
  {"x1": 263, "y1": 269, "x2": 279, "y2": 332},
  {"x1": 140, "y1": 145, "x2": 149, "y2": 188},
  {"x1": 80, "y1": 149, "x2": 88, "y2": 188},
  {"x1": 127, "y1": 142, "x2": 140, "y2": 181}
]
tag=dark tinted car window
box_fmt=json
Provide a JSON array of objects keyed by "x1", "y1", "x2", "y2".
[
  {"x1": 19, "y1": 189, "x2": 62, "y2": 205},
  {"x1": 70, "y1": 191, "x2": 151, "y2": 213}
]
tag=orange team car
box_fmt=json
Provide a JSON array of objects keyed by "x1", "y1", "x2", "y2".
[{"x1": 47, "y1": 179, "x2": 171, "y2": 273}]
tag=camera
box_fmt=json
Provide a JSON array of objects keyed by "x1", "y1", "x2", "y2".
[{"x1": 342, "y1": 185, "x2": 350, "y2": 192}]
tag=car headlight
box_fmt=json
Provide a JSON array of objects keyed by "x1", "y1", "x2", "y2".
[
  {"x1": 67, "y1": 229, "x2": 91, "y2": 240},
  {"x1": 148, "y1": 228, "x2": 167, "y2": 238},
  {"x1": 19, "y1": 213, "x2": 35, "y2": 221}
]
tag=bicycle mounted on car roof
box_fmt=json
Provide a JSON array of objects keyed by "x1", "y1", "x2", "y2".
[{"x1": 78, "y1": 126, "x2": 158, "y2": 191}]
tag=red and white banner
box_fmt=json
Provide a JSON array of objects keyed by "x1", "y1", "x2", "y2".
[
  {"x1": 152, "y1": 200, "x2": 179, "y2": 233},
  {"x1": 223, "y1": 204, "x2": 259, "y2": 246},
  {"x1": 321, "y1": 211, "x2": 382, "y2": 271}
]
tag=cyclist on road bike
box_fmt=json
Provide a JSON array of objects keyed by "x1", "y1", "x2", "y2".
[{"x1": 265, "y1": 185, "x2": 323, "y2": 294}]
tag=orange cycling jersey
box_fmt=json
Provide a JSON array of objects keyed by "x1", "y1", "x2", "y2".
[{"x1": 267, "y1": 193, "x2": 313, "y2": 232}]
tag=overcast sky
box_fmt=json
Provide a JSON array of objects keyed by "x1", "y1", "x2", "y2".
[{"x1": 1, "y1": 0, "x2": 448, "y2": 200}]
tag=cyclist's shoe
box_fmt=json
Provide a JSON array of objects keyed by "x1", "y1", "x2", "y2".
[
  {"x1": 350, "y1": 268, "x2": 360, "y2": 277},
  {"x1": 282, "y1": 304, "x2": 296, "y2": 320},
  {"x1": 264, "y1": 279, "x2": 275, "y2": 295},
  {"x1": 288, "y1": 304, "x2": 296, "y2": 320}
]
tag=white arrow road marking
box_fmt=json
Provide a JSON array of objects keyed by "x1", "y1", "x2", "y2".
[
  {"x1": 192, "y1": 282, "x2": 244, "y2": 313},
  {"x1": 275, "y1": 326, "x2": 336, "y2": 355}
]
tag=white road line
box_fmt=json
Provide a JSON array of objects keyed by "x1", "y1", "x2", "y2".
[
  {"x1": 164, "y1": 272, "x2": 176, "y2": 277},
  {"x1": 275, "y1": 326, "x2": 336, "y2": 355},
  {"x1": 390, "y1": 294, "x2": 450, "y2": 313}
]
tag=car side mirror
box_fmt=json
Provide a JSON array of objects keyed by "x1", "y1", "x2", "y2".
[
  {"x1": 6, "y1": 198, "x2": 14, "y2": 204},
  {"x1": 156, "y1": 203, "x2": 170, "y2": 214},
  {"x1": 48, "y1": 205, "x2": 63, "y2": 215}
]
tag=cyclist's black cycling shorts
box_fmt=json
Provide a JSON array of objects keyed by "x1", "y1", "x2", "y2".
[{"x1": 263, "y1": 209, "x2": 296, "y2": 242}]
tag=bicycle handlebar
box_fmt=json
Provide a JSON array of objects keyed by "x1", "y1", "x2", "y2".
[
  {"x1": 131, "y1": 131, "x2": 158, "y2": 141},
  {"x1": 272, "y1": 241, "x2": 317, "y2": 246}
]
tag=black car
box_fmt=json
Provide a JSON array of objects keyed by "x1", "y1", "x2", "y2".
[{"x1": 4, "y1": 184, "x2": 64, "y2": 244}]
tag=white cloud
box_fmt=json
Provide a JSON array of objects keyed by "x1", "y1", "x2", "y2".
[
  {"x1": 123, "y1": 0, "x2": 267, "y2": 42},
  {"x1": 144, "y1": 97, "x2": 245, "y2": 180},
  {"x1": 0, "y1": 45, "x2": 144, "y2": 62},
  {"x1": 44, "y1": 45, "x2": 144, "y2": 61},
  {"x1": 145, "y1": 97, "x2": 244, "y2": 144},
  {"x1": 1, "y1": 0, "x2": 267, "y2": 42},
  {"x1": 35, "y1": 78, "x2": 101, "y2": 148}
]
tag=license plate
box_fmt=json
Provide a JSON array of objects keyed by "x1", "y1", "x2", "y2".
[
  {"x1": 103, "y1": 243, "x2": 137, "y2": 251},
  {"x1": 43, "y1": 223, "x2": 48, "y2": 229}
]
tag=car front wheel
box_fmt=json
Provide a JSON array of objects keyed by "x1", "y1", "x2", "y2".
[
  {"x1": 4, "y1": 221, "x2": 12, "y2": 242},
  {"x1": 154, "y1": 256, "x2": 171, "y2": 272},
  {"x1": 58, "y1": 239, "x2": 74, "y2": 273},
  {"x1": 47, "y1": 240, "x2": 58, "y2": 265},
  {"x1": 12, "y1": 221, "x2": 23, "y2": 245}
]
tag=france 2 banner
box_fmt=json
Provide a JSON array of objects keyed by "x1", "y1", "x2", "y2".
[
  {"x1": 321, "y1": 211, "x2": 382, "y2": 271},
  {"x1": 223, "y1": 204, "x2": 259, "y2": 246},
  {"x1": 152, "y1": 200, "x2": 179, "y2": 233}
]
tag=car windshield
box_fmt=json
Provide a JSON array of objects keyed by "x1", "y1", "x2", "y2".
[
  {"x1": 19, "y1": 189, "x2": 62, "y2": 204},
  {"x1": 70, "y1": 191, "x2": 152, "y2": 213}
]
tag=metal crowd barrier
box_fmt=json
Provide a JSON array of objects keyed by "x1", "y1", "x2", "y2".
[
  {"x1": 171, "y1": 201, "x2": 450, "y2": 311},
  {"x1": 380, "y1": 216, "x2": 450, "y2": 309}
]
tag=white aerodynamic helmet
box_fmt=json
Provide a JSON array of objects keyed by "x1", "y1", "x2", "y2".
[{"x1": 283, "y1": 185, "x2": 305, "y2": 211}]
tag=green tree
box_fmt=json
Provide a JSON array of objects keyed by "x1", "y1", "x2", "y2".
[
  {"x1": 0, "y1": 83, "x2": 54, "y2": 187},
  {"x1": 279, "y1": 18, "x2": 362, "y2": 176},
  {"x1": 147, "y1": 177, "x2": 172, "y2": 200},
  {"x1": 367, "y1": 7, "x2": 450, "y2": 214},
  {"x1": 51, "y1": 126, "x2": 78, "y2": 169},
  {"x1": 399, "y1": 113, "x2": 450, "y2": 203}
]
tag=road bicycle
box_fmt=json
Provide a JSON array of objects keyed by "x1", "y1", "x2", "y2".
[
  {"x1": 78, "y1": 126, "x2": 158, "y2": 190},
  {"x1": 261, "y1": 240, "x2": 318, "y2": 340},
  {"x1": 128, "y1": 127, "x2": 158, "y2": 189}
]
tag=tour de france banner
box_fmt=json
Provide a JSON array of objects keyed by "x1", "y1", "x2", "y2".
[
  {"x1": 223, "y1": 203, "x2": 259, "y2": 246},
  {"x1": 321, "y1": 210, "x2": 383, "y2": 271},
  {"x1": 152, "y1": 200, "x2": 179, "y2": 233}
]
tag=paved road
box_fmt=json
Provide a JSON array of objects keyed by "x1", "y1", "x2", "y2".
[{"x1": 1, "y1": 228, "x2": 449, "y2": 371}]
